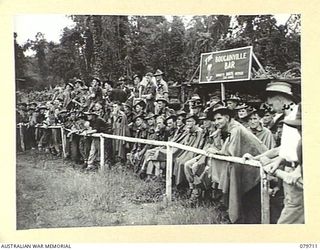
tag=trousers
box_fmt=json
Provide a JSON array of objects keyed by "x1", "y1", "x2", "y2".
[{"x1": 277, "y1": 166, "x2": 304, "y2": 224}]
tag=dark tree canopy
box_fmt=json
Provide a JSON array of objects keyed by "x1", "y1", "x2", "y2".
[{"x1": 15, "y1": 14, "x2": 301, "y2": 91}]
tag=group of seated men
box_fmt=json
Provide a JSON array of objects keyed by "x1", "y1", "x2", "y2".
[{"x1": 16, "y1": 71, "x2": 302, "y2": 224}]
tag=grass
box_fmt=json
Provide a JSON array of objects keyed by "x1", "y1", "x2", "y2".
[{"x1": 16, "y1": 150, "x2": 228, "y2": 229}]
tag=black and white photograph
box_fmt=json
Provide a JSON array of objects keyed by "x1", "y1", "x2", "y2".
[{"x1": 14, "y1": 14, "x2": 303, "y2": 229}]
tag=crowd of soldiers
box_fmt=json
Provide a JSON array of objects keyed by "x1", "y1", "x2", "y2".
[{"x1": 16, "y1": 69, "x2": 303, "y2": 224}]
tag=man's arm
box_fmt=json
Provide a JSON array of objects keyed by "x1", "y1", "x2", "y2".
[
  {"x1": 262, "y1": 155, "x2": 285, "y2": 174},
  {"x1": 243, "y1": 146, "x2": 280, "y2": 161},
  {"x1": 254, "y1": 146, "x2": 280, "y2": 160},
  {"x1": 141, "y1": 93, "x2": 153, "y2": 99},
  {"x1": 265, "y1": 164, "x2": 303, "y2": 189}
]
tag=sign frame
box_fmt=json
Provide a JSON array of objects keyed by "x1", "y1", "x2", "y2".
[{"x1": 199, "y1": 46, "x2": 253, "y2": 84}]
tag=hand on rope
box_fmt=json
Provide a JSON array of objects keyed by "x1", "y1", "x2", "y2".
[
  {"x1": 269, "y1": 186, "x2": 280, "y2": 197},
  {"x1": 262, "y1": 156, "x2": 284, "y2": 175}
]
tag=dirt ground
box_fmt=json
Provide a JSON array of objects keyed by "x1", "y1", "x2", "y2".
[{"x1": 16, "y1": 151, "x2": 229, "y2": 230}]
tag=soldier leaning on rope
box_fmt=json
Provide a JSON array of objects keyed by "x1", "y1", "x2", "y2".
[
  {"x1": 244, "y1": 81, "x2": 303, "y2": 224},
  {"x1": 184, "y1": 109, "x2": 222, "y2": 202},
  {"x1": 264, "y1": 102, "x2": 303, "y2": 224},
  {"x1": 173, "y1": 113, "x2": 204, "y2": 188},
  {"x1": 17, "y1": 102, "x2": 29, "y2": 123},
  {"x1": 63, "y1": 110, "x2": 82, "y2": 163},
  {"x1": 16, "y1": 103, "x2": 27, "y2": 152},
  {"x1": 127, "y1": 114, "x2": 147, "y2": 172},
  {"x1": 139, "y1": 112, "x2": 158, "y2": 161},
  {"x1": 81, "y1": 110, "x2": 109, "y2": 171},
  {"x1": 149, "y1": 115, "x2": 176, "y2": 181},
  {"x1": 138, "y1": 115, "x2": 169, "y2": 179},
  {"x1": 185, "y1": 102, "x2": 268, "y2": 223},
  {"x1": 78, "y1": 120, "x2": 93, "y2": 167},
  {"x1": 33, "y1": 105, "x2": 47, "y2": 148},
  {"x1": 38, "y1": 107, "x2": 61, "y2": 155},
  {"x1": 25, "y1": 106, "x2": 37, "y2": 150},
  {"x1": 111, "y1": 101, "x2": 131, "y2": 164}
]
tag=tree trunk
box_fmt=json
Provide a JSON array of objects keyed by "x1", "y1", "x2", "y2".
[{"x1": 90, "y1": 16, "x2": 103, "y2": 77}]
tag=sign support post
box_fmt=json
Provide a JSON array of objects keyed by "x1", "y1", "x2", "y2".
[
  {"x1": 60, "y1": 127, "x2": 67, "y2": 158},
  {"x1": 100, "y1": 134, "x2": 105, "y2": 172},
  {"x1": 165, "y1": 144, "x2": 173, "y2": 203},
  {"x1": 252, "y1": 52, "x2": 268, "y2": 75},
  {"x1": 19, "y1": 124, "x2": 25, "y2": 151},
  {"x1": 188, "y1": 64, "x2": 200, "y2": 84},
  {"x1": 220, "y1": 82, "x2": 226, "y2": 101},
  {"x1": 260, "y1": 164, "x2": 270, "y2": 224}
]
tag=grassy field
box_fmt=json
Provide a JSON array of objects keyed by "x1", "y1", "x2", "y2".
[{"x1": 16, "y1": 150, "x2": 229, "y2": 230}]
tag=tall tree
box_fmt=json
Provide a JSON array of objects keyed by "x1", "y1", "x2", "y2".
[
  {"x1": 46, "y1": 27, "x2": 83, "y2": 83},
  {"x1": 168, "y1": 16, "x2": 186, "y2": 81},
  {"x1": 14, "y1": 32, "x2": 27, "y2": 80},
  {"x1": 184, "y1": 15, "x2": 231, "y2": 80},
  {"x1": 88, "y1": 15, "x2": 104, "y2": 77},
  {"x1": 24, "y1": 32, "x2": 49, "y2": 84},
  {"x1": 221, "y1": 15, "x2": 301, "y2": 76}
]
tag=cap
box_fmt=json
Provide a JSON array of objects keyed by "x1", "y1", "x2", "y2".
[
  {"x1": 156, "y1": 95, "x2": 169, "y2": 104},
  {"x1": 184, "y1": 113, "x2": 199, "y2": 123},
  {"x1": 133, "y1": 99, "x2": 146, "y2": 109},
  {"x1": 176, "y1": 110, "x2": 187, "y2": 117},
  {"x1": 154, "y1": 69, "x2": 164, "y2": 76},
  {"x1": 145, "y1": 112, "x2": 156, "y2": 120},
  {"x1": 266, "y1": 81, "x2": 293, "y2": 97}
]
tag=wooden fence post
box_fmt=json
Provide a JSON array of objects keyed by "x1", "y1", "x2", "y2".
[
  {"x1": 19, "y1": 124, "x2": 25, "y2": 151},
  {"x1": 165, "y1": 144, "x2": 173, "y2": 202},
  {"x1": 100, "y1": 134, "x2": 105, "y2": 172},
  {"x1": 60, "y1": 127, "x2": 67, "y2": 158},
  {"x1": 261, "y1": 165, "x2": 270, "y2": 224}
]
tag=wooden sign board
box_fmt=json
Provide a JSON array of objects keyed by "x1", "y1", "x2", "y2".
[{"x1": 199, "y1": 46, "x2": 253, "y2": 83}]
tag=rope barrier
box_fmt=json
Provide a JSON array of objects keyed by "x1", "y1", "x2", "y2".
[{"x1": 18, "y1": 122, "x2": 291, "y2": 224}]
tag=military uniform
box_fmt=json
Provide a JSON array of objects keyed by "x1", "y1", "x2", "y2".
[
  {"x1": 165, "y1": 127, "x2": 177, "y2": 141},
  {"x1": 141, "y1": 81, "x2": 156, "y2": 113},
  {"x1": 128, "y1": 123, "x2": 147, "y2": 172},
  {"x1": 156, "y1": 106, "x2": 175, "y2": 120},
  {"x1": 277, "y1": 104, "x2": 304, "y2": 224},
  {"x1": 112, "y1": 110, "x2": 130, "y2": 162},
  {"x1": 155, "y1": 79, "x2": 169, "y2": 98},
  {"x1": 86, "y1": 115, "x2": 109, "y2": 169}
]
